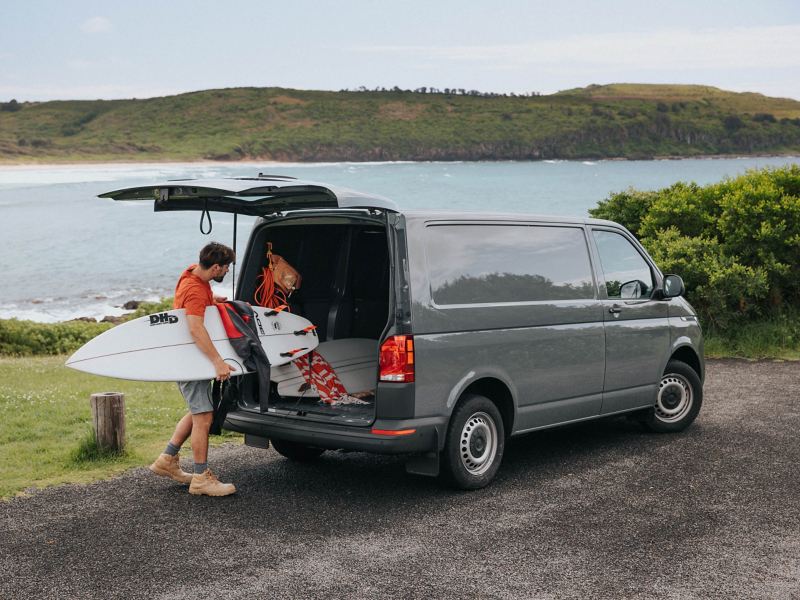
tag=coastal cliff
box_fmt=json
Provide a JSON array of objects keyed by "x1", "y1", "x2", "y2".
[{"x1": 2, "y1": 83, "x2": 800, "y2": 163}]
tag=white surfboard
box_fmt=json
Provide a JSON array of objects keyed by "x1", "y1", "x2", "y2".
[
  {"x1": 66, "y1": 305, "x2": 319, "y2": 382},
  {"x1": 271, "y1": 338, "x2": 378, "y2": 397}
]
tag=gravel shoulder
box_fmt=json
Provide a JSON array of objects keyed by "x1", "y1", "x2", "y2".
[{"x1": 2, "y1": 359, "x2": 799, "y2": 599}]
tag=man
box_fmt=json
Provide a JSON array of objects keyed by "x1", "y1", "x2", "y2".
[{"x1": 149, "y1": 242, "x2": 238, "y2": 496}]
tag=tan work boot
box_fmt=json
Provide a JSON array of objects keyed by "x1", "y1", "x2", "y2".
[
  {"x1": 149, "y1": 453, "x2": 193, "y2": 484},
  {"x1": 189, "y1": 469, "x2": 237, "y2": 497}
]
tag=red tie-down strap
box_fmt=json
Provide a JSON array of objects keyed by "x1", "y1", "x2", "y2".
[
  {"x1": 216, "y1": 303, "x2": 245, "y2": 339},
  {"x1": 293, "y1": 351, "x2": 349, "y2": 404},
  {"x1": 280, "y1": 347, "x2": 308, "y2": 358},
  {"x1": 264, "y1": 305, "x2": 288, "y2": 317},
  {"x1": 293, "y1": 325, "x2": 317, "y2": 336}
]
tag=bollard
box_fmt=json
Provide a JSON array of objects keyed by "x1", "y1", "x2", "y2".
[{"x1": 90, "y1": 392, "x2": 126, "y2": 452}]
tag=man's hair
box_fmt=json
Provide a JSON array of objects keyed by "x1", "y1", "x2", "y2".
[{"x1": 198, "y1": 242, "x2": 235, "y2": 268}]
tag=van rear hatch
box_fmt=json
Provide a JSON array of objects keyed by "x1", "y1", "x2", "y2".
[
  {"x1": 100, "y1": 176, "x2": 408, "y2": 430},
  {"x1": 99, "y1": 175, "x2": 399, "y2": 215}
]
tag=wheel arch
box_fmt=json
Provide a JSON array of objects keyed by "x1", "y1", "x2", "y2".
[
  {"x1": 459, "y1": 377, "x2": 515, "y2": 438},
  {"x1": 668, "y1": 344, "x2": 703, "y2": 381}
]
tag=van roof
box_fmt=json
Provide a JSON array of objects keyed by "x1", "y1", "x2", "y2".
[
  {"x1": 100, "y1": 175, "x2": 621, "y2": 228},
  {"x1": 399, "y1": 210, "x2": 621, "y2": 228}
]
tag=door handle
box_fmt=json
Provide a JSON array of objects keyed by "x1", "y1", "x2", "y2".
[{"x1": 609, "y1": 306, "x2": 622, "y2": 315}]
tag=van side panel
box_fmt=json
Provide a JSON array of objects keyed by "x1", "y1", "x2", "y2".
[
  {"x1": 406, "y1": 218, "x2": 606, "y2": 432},
  {"x1": 414, "y1": 323, "x2": 605, "y2": 431}
]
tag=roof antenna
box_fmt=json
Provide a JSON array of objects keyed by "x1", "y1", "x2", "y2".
[{"x1": 257, "y1": 173, "x2": 297, "y2": 180}]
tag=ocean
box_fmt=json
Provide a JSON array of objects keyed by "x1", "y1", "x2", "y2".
[{"x1": 1, "y1": 156, "x2": 799, "y2": 322}]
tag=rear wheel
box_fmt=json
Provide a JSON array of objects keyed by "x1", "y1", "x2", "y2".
[
  {"x1": 642, "y1": 360, "x2": 703, "y2": 433},
  {"x1": 441, "y1": 394, "x2": 505, "y2": 490},
  {"x1": 270, "y1": 438, "x2": 326, "y2": 462}
]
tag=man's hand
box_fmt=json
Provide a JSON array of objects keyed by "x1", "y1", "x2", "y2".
[
  {"x1": 213, "y1": 294, "x2": 228, "y2": 303},
  {"x1": 187, "y1": 314, "x2": 237, "y2": 380},
  {"x1": 213, "y1": 358, "x2": 237, "y2": 382}
]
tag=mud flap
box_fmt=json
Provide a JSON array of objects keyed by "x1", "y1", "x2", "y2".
[
  {"x1": 405, "y1": 451, "x2": 440, "y2": 477},
  {"x1": 244, "y1": 433, "x2": 270, "y2": 449},
  {"x1": 405, "y1": 429, "x2": 440, "y2": 477}
]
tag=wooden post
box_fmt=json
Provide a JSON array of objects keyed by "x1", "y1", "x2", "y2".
[{"x1": 90, "y1": 392, "x2": 126, "y2": 452}]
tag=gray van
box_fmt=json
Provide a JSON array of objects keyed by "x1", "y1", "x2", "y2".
[{"x1": 104, "y1": 175, "x2": 704, "y2": 489}]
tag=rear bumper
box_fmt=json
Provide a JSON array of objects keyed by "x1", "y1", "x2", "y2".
[{"x1": 224, "y1": 409, "x2": 445, "y2": 454}]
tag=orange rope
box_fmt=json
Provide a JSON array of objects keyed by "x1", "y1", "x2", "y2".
[
  {"x1": 254, "y1": 242, "x2": 291, "y2": 310},
  {"x1": 255, "y1": 267, "x2": 290, "y2": 309}
]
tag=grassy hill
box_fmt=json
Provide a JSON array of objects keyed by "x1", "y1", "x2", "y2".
[{"x1": 2, "y1": 84, "x2": 800, "y2": 163}]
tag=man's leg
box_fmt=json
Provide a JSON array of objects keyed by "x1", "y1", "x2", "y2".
[
  {"x1": 177, "y1": 379, "x2": 212, "y2": 467},
  {"x1": 188, "y1": 410, "x2": 236, "y2": 496},
  {"x1": 150, "y1": 410, "x2": 194, "y2": 484},
  {"x1": 177, "y1": 383, "x2": 236, "y2": 497},
  {"x1": 189, "y1": 411, "x2": 213, "y2": 472},
  {"x1": 150, "y1": 384, "x2": 203, "y2": 484},
  {"x1": 169, "y1": 412, "x2": 193, "y2": 448}
]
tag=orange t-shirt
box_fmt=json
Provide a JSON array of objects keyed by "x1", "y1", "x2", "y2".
[{"x1": 174, "y1": 264, "x2": 214, "y2": 317}]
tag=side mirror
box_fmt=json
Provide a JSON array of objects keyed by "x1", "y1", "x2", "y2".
[
  {"x1": 662, "y1": 274, "x2": 685, "y2": 298},
  {"x1": 620, "y1": 280, "x2": 644, "y2": 299}
]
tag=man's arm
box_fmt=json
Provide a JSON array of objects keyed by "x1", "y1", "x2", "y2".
[{"x1": 186, "y1": 314, "x2": 236, "y2": 381}]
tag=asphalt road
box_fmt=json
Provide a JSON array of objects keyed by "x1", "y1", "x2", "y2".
[{"x1": 2, "y1": 359, "x2": 799, "y2": 599}]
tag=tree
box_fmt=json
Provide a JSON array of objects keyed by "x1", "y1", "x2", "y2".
[
  {"x1": 723, "y1": 115, "x2": 744, "y2": 132},
  {"x1": 1, "y1": 99, "x2": 21, "y2": 112}
]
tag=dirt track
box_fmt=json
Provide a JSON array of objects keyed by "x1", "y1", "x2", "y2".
[{"x1": 1, "y1": 359, "x2": 799, "y2": 599}]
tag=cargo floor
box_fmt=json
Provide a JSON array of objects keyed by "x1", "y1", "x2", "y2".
[{"x1": 268, "y1": 395, "x2": 375, "y2": 426}]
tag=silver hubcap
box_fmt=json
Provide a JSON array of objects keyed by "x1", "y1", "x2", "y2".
[
  {"x1": 459, "y1": 412, "x2": 498, "y2": 475},
  {"x1": 656, "y1": 373, "x2": 693, "y2": 423}
]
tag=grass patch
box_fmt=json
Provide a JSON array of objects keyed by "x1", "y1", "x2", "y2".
[
  {"x1": 69, "y1": 428, "x2": 129, "y2": 464},
  {"x1": 0, "y1": 355, "x2": 240, "y2": 499},
  {"x1": 704, "y1": 312, "x2": 800, "y2": 360}
]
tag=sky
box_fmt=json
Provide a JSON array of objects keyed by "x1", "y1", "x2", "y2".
[{"x1": 2, "y1": 0, "x2": 800, "y2": 102}]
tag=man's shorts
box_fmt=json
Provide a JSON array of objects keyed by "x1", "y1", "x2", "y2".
[{"x1": 177, "y1": 380, "x2": 213, "y2": 414}]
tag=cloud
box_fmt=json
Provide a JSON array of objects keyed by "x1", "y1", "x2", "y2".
[
  {"x1": 0, "y1": 84, "x2": 185, "y2": 101},
  {"x1": 356, "y1": 25, "x2": 800, "y2": 71},
  {"x1": 80, "y1": 16, "x2": 112, "y2": 34},
  {"x1": 67, "y1": 59, "x2": 94, "y2": 70}
]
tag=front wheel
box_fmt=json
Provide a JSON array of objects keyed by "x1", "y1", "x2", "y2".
[
  {"x1": 642, "y1": 360, "x2": 703, "y2": 433},
  {"x1": 441, "y1": 394, "x2": 505, "y2": 490},
  {"x1": 271, "y1": 438, "x2": 326, "y2": 462}
]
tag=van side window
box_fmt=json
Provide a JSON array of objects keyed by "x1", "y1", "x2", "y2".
[
  {"x1": 426, "y1": 225, "x2": 595, "y2": 304},
  {"x1": 592, "y1": 230, "x2": 654, "y2": 299}
]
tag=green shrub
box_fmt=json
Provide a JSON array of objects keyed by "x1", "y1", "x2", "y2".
[
  {"x1": 590, "y1": 165, "x2": 800, "y2": 331},
  {"x1": 0, "y1": 319, "x2": 113, "y2": 356},
  {"x1": 0, "y1": 297, "x2": 175, "y2": 356},
  {"x1": 589, "y1": 188, "x2": 659, "y2": 237},
  {"x1": 647, "y1": 228, "x2": 768, "y2": 327}
]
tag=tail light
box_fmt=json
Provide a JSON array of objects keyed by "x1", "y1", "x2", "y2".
[{"x1": 379, "y1": 335, "x2": 415, "y2": 382}]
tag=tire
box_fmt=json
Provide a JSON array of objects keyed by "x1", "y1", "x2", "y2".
[
  {"x1": 270, "y1": 438, "x2": 326, "y2": 462},
  {"x1": 642, "y1": 360, "x2": 703, "y2": 433},
  {"x1": 441, "y1": 394, "x2": 505, "y2": 490}
]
